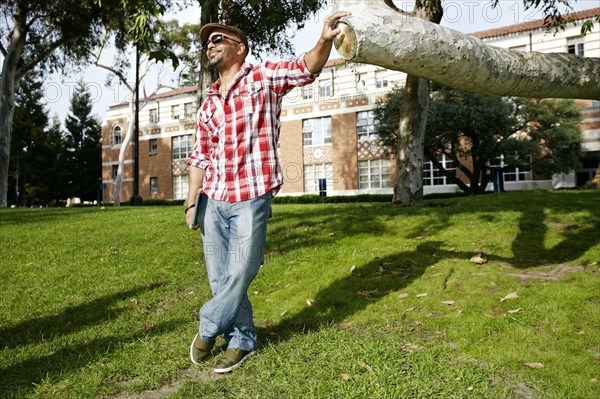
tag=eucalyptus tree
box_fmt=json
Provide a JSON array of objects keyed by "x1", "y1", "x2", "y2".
[{"x1": 333, "y1": 0, "x2": 598, "y2": 205}]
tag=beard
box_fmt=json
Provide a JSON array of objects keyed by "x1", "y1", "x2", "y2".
[{"x1": 208, "y1": 51, "x2": 223, "y2": 66}]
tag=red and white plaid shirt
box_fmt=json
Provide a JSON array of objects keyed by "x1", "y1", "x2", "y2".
[{"x1": 187, "y1": 55, "x2": 318, "y2": 202}]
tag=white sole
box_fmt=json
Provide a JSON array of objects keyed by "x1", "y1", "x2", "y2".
[
  {"x1": 189, "y1": 333, "x2": 202, "y2": 365},
  {"x1": 213, "y1": 350, "x2": 256, "y2": 374}
]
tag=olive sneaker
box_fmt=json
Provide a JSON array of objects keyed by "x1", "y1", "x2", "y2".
[
  {"x1": 213, "y1": 348, "x2": 256, "y2": 374},
  {"x1": 190, "y1": 334, "x2": 215, "y2": 365}
]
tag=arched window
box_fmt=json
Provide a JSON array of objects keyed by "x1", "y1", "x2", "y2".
[{"x1": 112, "y1": 126, "x2": 122, "y2": 145}]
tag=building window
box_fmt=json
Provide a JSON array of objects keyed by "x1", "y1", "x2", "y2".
[
  {"x1": 319, "y1": 80, "x2": 333, "y2": 98},
  {"x1": 375, "y1": 70, "x2": 388, "y2": 89},
  {"x1": 490, "y1": 155, "x2": 532, "y2": 182},
  {"x1": 172, "y1": 134, "x2": 193, "y2": 160},
  {"x1": 112, "y1": 164, "x2": 119, "y2": 180},
  {"x1": 149, "y1": 108, "x2": 159, "y2": 124},
  {"x1": 149, "y1": 177, "x2": 158, "y2": 195},
  {"x1": 112, "y1": 126, "x2": 122, "y2": 145},
  {"x1": 184, "y1": 102, "x2": 195, "y2": 119},
  {"x1": 567, "y1": 36, "x2": 584, "y2": 56},
  {"x1": 304, "y1": 163, "x2": 334, "y2": 193},
  {"x1": 173, "y1": 175, "x2": 188, "y2": 200},
  {"x1": 356, "y1": 111, "x2": 379, "y2": 141},
  {"x1": 171, "y1": 105, "x2": 180, "y2": 119},
  {"x1": 359, "y1": 159, "x2": 391, "y2": 189},
  {"x1": 301, "y1": 86, "x2": 313, "y2": 100},
  {"x1": 149, "y1": 138, "x2": 158, "y2": 156},
  {"x1": 423, "y1": 154, "x2": 456, "y2": 186},
  {"x1": 303, "y1": 117, "x2": 332, "y2": 146}
]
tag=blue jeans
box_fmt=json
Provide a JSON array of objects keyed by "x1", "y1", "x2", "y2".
[{"x1": 198, "y1": 191, "x2": 272, "y2": 352}]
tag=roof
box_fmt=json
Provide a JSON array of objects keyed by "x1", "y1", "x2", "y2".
[{"x1": 471, "y1": 7, "x2": 600, "y2": 39}]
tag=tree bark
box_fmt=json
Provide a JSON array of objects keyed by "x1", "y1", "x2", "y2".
[
  {"x1": 333, "y1": 1, "x2": 600, "y2": 100},
  {"x1": 0, "y1": 5, "x2": 27, "y2": 208}
]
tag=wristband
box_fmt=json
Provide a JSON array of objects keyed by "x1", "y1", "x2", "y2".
[{"x1": 184, "y1": 204, "x2": 195, "y2": 214}]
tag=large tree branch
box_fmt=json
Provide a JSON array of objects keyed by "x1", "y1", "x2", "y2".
[{"x1": 333, "y1": 0, "x2": 600, "y2": 100}]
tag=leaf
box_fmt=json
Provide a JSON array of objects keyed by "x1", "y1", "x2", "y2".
[
  {"x1": 280, "y1": 310, "x2": 288, "y2": 316},
  {"x1": 507, "y1": 308, "x2": 521, "y2": 314},
  {"x1": 500, "y1": 292, "x2": 519, "y2": 302},
  {"x1": 416, "y1": 293, "x2": 428, "y2": 298},
  {"x1": 441, "y1": 300, "x2": 456, "y2": 306},
  {"x1": 349, "y1": 265, "x2": 356, "y2": 273},
  {"x1": 341, "y1": 373, "x2": 351, "y2": 381},
  {"x1": 470, "y1": 255, "x2": 487, "y2": 264},
  {"x1": 338, "y1": 322, "x2": 352, "y2": 330},
  {"x1": 522, "y1": 362, "x2": 544, "y2": 369},
  {"x1": 398, "y1": 293, "x2": 409, "y2": 299},
  {"x1": 306, "y1": 299, "x2": 315, "y2": 307}
]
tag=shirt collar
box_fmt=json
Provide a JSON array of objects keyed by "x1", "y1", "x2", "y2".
[{"x1": 207, "y1": 62, "x2": 254, "y2": 95}]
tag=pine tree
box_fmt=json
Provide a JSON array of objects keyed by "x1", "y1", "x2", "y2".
[{"x1": 64, "y1": 81, "x2": 102, "y2": 202}]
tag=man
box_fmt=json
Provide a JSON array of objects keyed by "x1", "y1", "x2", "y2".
[{"x1": 185, "y1": 11, "x2": 351, "y2": 374}]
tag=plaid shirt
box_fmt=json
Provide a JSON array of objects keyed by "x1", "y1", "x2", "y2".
[{"x1": 187, "y1": 55, "x2": 318, "y2": 202}]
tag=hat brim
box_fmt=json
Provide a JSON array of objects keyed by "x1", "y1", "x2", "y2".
[{"x1": 200, "y1": 23, "x2": 248, "y2": 49}]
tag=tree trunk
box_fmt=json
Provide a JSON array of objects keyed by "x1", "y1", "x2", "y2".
[
  {"x1": 0, "y1": 6, "x2": 27, "y2": 207},
  {"x1": 197, "y1": 0, "x2": 219, "y2": 107},
  {"x1": 333, "y1": 1, "x2": 600, "y2": 100},
  {"x1": 394, "y1": 75, "x2": 429, "y2": 206}
]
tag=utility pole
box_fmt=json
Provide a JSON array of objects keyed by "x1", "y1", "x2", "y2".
[{"x1": 130, "y1": 45, "x2": 143, "y2": 206}]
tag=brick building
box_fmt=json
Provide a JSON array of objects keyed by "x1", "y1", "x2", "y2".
[{"x1": 101, "y1": 8, "x2": 600, "y2": 203}]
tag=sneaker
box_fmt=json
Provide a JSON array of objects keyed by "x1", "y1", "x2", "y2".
[
  {"x1": 190, "y1": 334, "x2": 215, "y2": 365},
  {"x1": 213, "y1": 348, "x2": 256, "y2": 373}
]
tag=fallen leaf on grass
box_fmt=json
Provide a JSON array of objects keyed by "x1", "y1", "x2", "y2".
[
  {"x1": 358, "y1": 361, "x2": 374, "y2": 374},
  {"x1": 306, "y1": 299, "x2": 315, "y2": 307},
  {"x1": 507, "y1": 308, "x2": 521, "y2": 314},
  {"x1": 470, "y1": 255, "x2": 487, "y2": 264},
  {"x1": 416, "y1": 293, "x2": 428, "y2": 298},
  {"x1": 500, "y1": 292, "x2": 519, "y2": 302},
  {"x1": 338, "y1": 322, "x2": 352, "y2": 330},
  {"x1": 340, "y1": 373, "x2": 351, "y2": 381},
  {"x1": 280, "y1": 310, "x2": 288, "y2": 316},
  {"x1": 441, "y1": 300, "x2": 456, "y2": 306},
  {"x1": 522, "y1": 362, "x2": 544, "y2": 369},
  {"x1": 349, "y1": 265, "x2": 356, "y2": 273},
  {"x1": 398, "y1": 293, "x2": 409, "y2": 299},
  {"x1": 405, "y1": 306, "x2": 417, "y2": 311},
  {"x1": 357, "y1": 288, "x2": 379, "y2": 299}
]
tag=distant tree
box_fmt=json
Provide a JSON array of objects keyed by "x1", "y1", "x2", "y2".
[
  {"x1": 0, "y1": 0, "x2": 173, "y2": 207},
  {"x1": 9, "y1": 73, "x2": 48, "y2": 206},
  {"x1": 375, "y1": 86, "x2": 583, "y2": 194},
  {"x1": 64, "y1": 81, "x2": 102, "y2": 202}
]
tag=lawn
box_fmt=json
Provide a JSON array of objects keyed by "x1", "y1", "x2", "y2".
[{"x1": 0, "y1": 190, "x2": 598, "y2": 399}]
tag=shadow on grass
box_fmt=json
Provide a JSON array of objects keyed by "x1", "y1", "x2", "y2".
[
  {"x1": 260, "y1": 190, "x2": 599, "y2": 343},
  {"x1": 0, "y1": 283, "x2": 183, "y2": 398}
]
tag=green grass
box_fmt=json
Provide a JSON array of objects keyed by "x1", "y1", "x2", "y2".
[{"x1": 1, "y1": 190, "x2": 599, "y2": 399}]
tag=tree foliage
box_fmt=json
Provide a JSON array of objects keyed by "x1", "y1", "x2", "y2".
[
  {"x1": 9, "y1": 73, "x2": 65, "y2": 206},
  {"x1": 63, "y1": 81, "x2": 102, "y2": 202},
  {"x1": 375, "y1": 86, "x2": 583, "y2": 194}
]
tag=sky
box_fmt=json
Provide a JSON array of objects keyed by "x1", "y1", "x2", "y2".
[{"x1": 42, "y1": 0, "x2": 598, "y2": 123}]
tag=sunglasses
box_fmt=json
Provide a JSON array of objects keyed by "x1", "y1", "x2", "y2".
[{"x1": 202, "y1": 34, "x2": 242, "y2": 51}]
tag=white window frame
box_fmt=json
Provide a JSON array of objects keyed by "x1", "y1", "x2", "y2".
[
  {"x1": 149, "y1": 138, "x2": 158, "y2": 156},
  {"x1": 375, "y1": 70, "x2": 388, "y2": 89},
  {"x1": 304, "y1": 163, "x2": 334, "y2": 193},
  {"x1": 171, "y1": 105, "x2": 180, "y2": 120},
  {"x1": 358, "y1": 159, "x2": 391, "y2": 190},
  {"x1": 423, "y1": 154, "x2": 456, "y2": 186},
  {"x1": 149, "y1": 108, "x2": 159, "y2": 124},
  {"x1": 173, "y1": 175, "x2": 189, "y2": 200},
  {"x1": 567, "y1": 36, "x2": 584, "y2": 57},
  {"x1": 490, "y1": 155, "x2": 532, "y2": 182},
  {"x1": 149, "y1": 177, "x2": 158, "y2": 195},
  {"x1": 172, "y1": 134, "x2": 193, "y2": 160},
  {"x1": 184, "y1": 102, "x2": 195, "y2": 119},
  {"x1": 356, "y1": 111, "x2": 379, "y2": 141},
  {"x1": 112, "y1": 125, "x2": 122, "y2": 145},
  {"x1": 303, "y1": 117, "x2": 332, "y2": 147}
]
